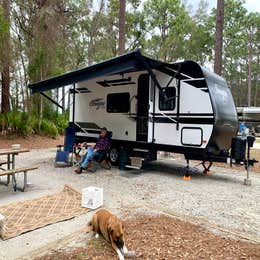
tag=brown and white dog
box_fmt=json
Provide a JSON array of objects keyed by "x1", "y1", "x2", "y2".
[{"x1": 87, "y1": 209, "x2": 132, "y2": 260}]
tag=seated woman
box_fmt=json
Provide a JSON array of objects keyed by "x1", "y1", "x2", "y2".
[{"x1": 75, "y1": 127, "x2": 110, "y2": 174}]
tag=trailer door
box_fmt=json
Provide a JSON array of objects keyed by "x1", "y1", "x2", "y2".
[{"x1": 136, "y1": 74, "x2": 149, "y2": 142}]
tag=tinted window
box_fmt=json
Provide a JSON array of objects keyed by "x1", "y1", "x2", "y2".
[
  {"x1": 159, "y1": 87, "x2": 176, "y2": 110},
  {"x1": 107, "y1": 92, "x2": 130, "y2": 113}
]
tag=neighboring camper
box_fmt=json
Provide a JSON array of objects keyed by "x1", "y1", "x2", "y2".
[
  {"x1": 29, "y1": 50, "x2": 246, "y2": 171},
  {"x1": 237, "y1": 107, "x2": 260, "y2": 134}
]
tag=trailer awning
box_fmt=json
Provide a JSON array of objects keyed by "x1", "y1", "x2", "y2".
[
  {"x1": 28, "y1": 50, "x2": 158, "y2": 93},
  {"x1": 28, "y1": 49, "x2": 205, "y2": 94}
]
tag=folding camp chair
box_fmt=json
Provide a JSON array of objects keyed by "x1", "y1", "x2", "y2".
[
  {"x1": 55, "y1": 126, "x2": 75, "y2": 167},
  {"x1": 74, "y1": 131, "x2": 113, "y2": 172}
]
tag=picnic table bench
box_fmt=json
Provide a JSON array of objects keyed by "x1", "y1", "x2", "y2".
[
  {"x1": 0, "y1": 166, "x2": 38, "y2": 191},
  {"x1": 0, "y1": 159, "x2": 8, "y2": 170},
  {"x1": 0, "y1": 148, "x2": 38, "y2": 192}
]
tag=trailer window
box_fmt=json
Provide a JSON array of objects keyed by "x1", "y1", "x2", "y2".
[
  {"x1": 159, "y1": 87, "x2": 176, "y2": 110},
  {"x1": 107, "y1": 92, "x2": 130, "y2": 113}
]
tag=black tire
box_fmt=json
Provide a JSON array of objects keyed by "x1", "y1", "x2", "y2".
[{"x1": 109, "y1": 147, "x2": 119, "y2": 166}]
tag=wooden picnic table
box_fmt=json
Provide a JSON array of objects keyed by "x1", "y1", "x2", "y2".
[
  {"x1": 0, "y1": 148, "x2": 29, "y2": 155},
  {"x1": 0, "y1": 148, "x2": 30, "y2": 191}
]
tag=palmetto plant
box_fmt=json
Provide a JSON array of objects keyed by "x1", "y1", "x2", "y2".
[{"x1": 0, "y1": 111, "x2": 68, "y2": 137}]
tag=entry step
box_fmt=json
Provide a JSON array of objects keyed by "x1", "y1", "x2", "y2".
[
  {"x1": 125, "y1": 165, "x2": 142, "y2": 170},
  {"x1": 133, "y1": 148, "x2": 149, "y2": 153},
  {"x1": 127, "y1": 156, "x2": 145, "y2": 169}
]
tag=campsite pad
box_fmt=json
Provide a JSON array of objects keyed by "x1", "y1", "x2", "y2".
[{"x1": 0, "y1": 185, "x2": 89, "y2": 240}]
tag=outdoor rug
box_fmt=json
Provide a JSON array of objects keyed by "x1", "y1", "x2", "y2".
[{"x1": 0, "y1": 185, "x2": 89, "y2": 240}]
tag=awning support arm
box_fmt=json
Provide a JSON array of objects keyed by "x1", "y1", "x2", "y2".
[
  {"x1": 40, "y1": 92, "x2": 63, "y2": 110},
  {"x1": 176, "y1": 77, "x2": 181, "y2": 130},
  {"x1": 136, "y1": 55, "x2": 169, "y2": 100},
  {"x1": 72, "y1": 83, "x2": 76, "y2": 124}
]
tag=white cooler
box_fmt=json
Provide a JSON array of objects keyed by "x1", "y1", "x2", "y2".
[{"x1": 82, "y1": 186, "x2": 103, "y2": 209}]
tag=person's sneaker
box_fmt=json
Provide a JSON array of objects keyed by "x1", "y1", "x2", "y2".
[
  {"x1": 100, "y1": 160, "x2": 110, "y2": 169},
  {"x1": 87, "y1": 162, "x2": 92, "y2": 169},
  {"x1": 88, "y1": 163, "x2": 97, "y2": 173},
  {"x1": 74, "y1": 167, "x2": 82, "y2": 174}
]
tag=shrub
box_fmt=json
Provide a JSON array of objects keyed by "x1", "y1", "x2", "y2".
[
  {"x1": 0, "y1": 111, "x2": 68, "y2": 137},
  {"x1": 40, "y1": 119, "x2": 59, "y2": 138},
  {"x1": 0, "y1": 113, "x2": 7, "y2": 132},
  {"x1": 18, "y1": 112, "x2": 34, "y2": 135},
  {"x1": 54, "y1": 112, "x2": 69, "y2": 134}
]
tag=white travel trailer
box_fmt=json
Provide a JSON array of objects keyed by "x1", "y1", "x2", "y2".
[{"x1": 29, "y1": 50, "x2": 241, "y2": 170}]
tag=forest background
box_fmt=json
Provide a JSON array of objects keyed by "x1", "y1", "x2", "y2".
[{"x1": 0, "y1": 0, "x2": 259, "y2": 137}]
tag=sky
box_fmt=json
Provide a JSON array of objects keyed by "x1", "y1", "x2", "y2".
[
  {"x1": 244, "y1": 0, "x2": 260, "y2": 12},
  {"x1": 93, "y1": 0, "x2": 260, "y2": 14},
  {"x1": 187, "y1": 0, "x2": 260, "y2": 13}
]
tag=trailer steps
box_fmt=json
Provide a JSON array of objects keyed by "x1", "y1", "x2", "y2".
[
  {"x1": 133, "y1": 148, "x2": 149, "y2": 153},
  {"x1": 124, "y1": 156, "x2": 145, "y2": 170},
  {"x1": 124, "y1": 165, "x2": 142, "y2": 170}
]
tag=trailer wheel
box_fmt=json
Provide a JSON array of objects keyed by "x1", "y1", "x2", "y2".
[{"x1": 109, "y1": 147, "x2": 119, "y2": 165}]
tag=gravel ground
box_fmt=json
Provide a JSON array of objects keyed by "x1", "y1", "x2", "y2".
[
  {"x1": 0, "y1": 148, "x2": 259, "y2": 259},
  {"x1": 254, "y1": 142, "x2": 260, "y2": 149}
]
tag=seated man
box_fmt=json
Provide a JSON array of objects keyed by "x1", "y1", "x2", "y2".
[{"x1": 75, "y1": 127, "x2": 110, "y2": 174}]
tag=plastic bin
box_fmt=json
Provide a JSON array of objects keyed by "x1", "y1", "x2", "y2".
[{"x1": 82, "y1": 186, "x2": 103, "y2": 209}]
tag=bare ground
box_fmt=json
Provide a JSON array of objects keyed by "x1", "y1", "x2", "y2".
[
  {"x1": 0, "y1": 134, "x2": 63, "y2": 149},
  {"x1": 36, "y1": 215, "x2": 260, "y2": 260}
]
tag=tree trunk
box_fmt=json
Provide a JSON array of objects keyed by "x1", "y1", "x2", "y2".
[
  {"x1": 247, "y1": 28, "x2": 253, "y2": 107},
  {"x1": 1, "y1": 0, "x2": 10, "y2": 113},
  {"x1": 88, "y1": 0, "x2": 104, "y2": 64},
  {"x1": 118, "y1": 0, "x2": 126, "y2": 55},
  {"x1": 214, "y1": 0, "x2": 224, "y2": 76},
  {"x1": 18, "y1": 68, "x2": 25, "y2": 112},
  {"x1": 254, "y1": 54, "x2": 259, "y2": 106},
  {"x1": 38, "y1": 69, "x2": 44, "y2": 131},
  {"x1": 39, "y1": 95, "x2": 43, "y2": 131},
  {"x1": 16, "y1": 32, "x2": 30, "y2": 112},
  {"x1": 88, "y1": 35, "x2": 94, "y2": 65}
]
